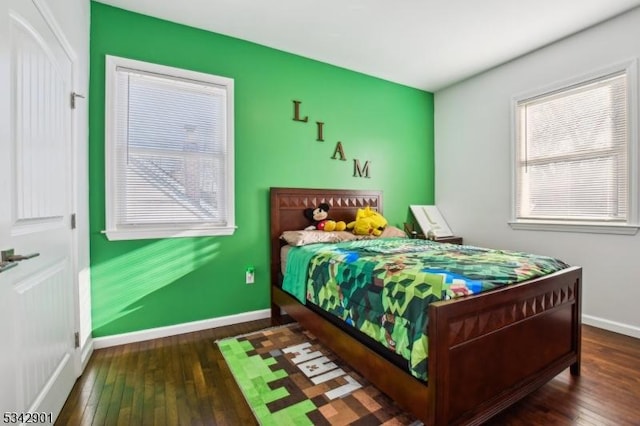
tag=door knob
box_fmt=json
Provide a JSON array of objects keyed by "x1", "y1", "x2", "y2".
[{"x1": 1, "y1": 249, "x2": 40, "y2": 262}]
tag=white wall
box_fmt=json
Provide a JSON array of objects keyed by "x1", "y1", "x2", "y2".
[{"x1": 435, "y1": 7, "x2": 640, "y2": 338}]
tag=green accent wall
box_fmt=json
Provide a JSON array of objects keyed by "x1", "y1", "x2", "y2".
[{"x1": 89, "y1": 2, "x2": 435, "y2": 337}]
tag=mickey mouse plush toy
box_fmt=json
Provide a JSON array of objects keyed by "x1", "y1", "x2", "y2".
[{"x1": 304, "y1": 203, "x2": 347, "y2": 232}]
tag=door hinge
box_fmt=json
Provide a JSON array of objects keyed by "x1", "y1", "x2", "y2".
[
  {"x1": 71, "y1": 213, "x2": 77, "y2": 230},
  {"x1": 74, "y1": 332, "x2": 80, "y2": 349},
  {"x1": 70, "y1": 92, "x2": 85, "y2": 109}
]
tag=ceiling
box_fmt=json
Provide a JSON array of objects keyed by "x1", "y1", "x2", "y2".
[{"x1": 96, "y1": 0, "x2": 640, "y2": 92}]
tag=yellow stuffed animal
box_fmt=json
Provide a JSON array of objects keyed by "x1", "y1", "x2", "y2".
[{"x1": 347, "y1": 206, "x2": 388, "y2": 236}]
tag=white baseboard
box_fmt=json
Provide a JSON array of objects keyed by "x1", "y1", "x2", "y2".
[
  {"x1": 93, "y1": 309, "x2": 271, "y2": 349},
  {"x1": 582, "y1": 314, "x2": 640, "y2": 339}
]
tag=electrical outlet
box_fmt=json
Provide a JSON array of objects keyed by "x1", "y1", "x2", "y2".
[{"x1": 245, "y1": 266, "x2": 255, "y2": 284}]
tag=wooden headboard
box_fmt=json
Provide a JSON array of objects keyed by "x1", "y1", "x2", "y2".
[{"x1": 269, "y1": 187, "x2": 383, "y2": 286}]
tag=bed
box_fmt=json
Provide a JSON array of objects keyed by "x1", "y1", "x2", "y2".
[{"x1": 269, "y1": 187, "x2": 582, "y2": 426}]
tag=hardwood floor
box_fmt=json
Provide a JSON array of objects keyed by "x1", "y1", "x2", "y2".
[{"x1": 56, "y1": 321, "x2": 640, "y2": 425}]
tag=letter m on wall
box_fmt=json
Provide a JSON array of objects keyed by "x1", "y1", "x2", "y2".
[{"x1": 353, "y1": 159, "x2": 371, "y2": 178}]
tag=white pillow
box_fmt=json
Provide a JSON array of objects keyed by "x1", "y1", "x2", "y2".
[
  {"x1": 280, "y1": 226, "x2": 407, "y2": 246},
  {"x1": 280, "y1": 230, "x2": 359, "y2": 246}
]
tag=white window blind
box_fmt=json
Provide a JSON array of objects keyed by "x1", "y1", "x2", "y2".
[
  {"x1": 514, "y1": 67, "x2": 635, "y2": 231},
  {"x1": 105, "y1": 56, "x2": 235, "y2": 240}
]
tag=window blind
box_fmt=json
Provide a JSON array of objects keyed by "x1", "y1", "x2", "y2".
[
  {"x1": 515, "y1": 72, "x2": 628, "y2": 222},
  {"x1": 114, "y1": 67, "x2": 228, "y2": 228}
]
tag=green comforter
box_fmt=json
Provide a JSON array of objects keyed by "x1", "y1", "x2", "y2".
[{"x1": 282, "y1": 238, "x2": 569, "y2": 381}]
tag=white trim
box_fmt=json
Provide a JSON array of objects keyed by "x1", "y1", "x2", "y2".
[
  {"x1": 93, "y1": 309, "x2": 271, "y2": 349},
  {"x1": 104, "y1": 55, "x2": 235, "y2": 241},
  {"x1": 104, "y1": 225, "x2": 237, "y2": 241},
  {"x1": 31, "y1": 0, "x2": 78, "y2": 65},
  {"x1": 511, "y1": 58, "x2": 638, "y2": 113},
  {"x1": 32, "y1": 0, "x2": 86, "y2": 385},
  {"x1": 627, "y1": 57, "x2": 639, "y2": 228},
  {"x1": 582, "y1": 314, "x2": 640, "y2": 339},
  {"x1": 509, "y1": 221, "x2": 639, "y2": 235},
  {"x1": 80, "y1": 338, "x2": 94, "y2": 371},
  {"x1": 510, "y1": 58, "x2": 639, "y2": 231}
]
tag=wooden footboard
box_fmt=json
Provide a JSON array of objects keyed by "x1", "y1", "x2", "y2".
[
  {"x1": 428, "y1": 265, "x2": 582, "y2": 425},
  {"x1": 272, "y1": 265, "x2": 581, "y2": 425}
]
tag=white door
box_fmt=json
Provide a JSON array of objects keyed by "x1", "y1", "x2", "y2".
[{"x1": 0, "y1": 0, "x2": 78, "y2": 419}]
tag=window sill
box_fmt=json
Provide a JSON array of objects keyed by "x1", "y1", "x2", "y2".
[
  {"x1": 508, "y1": 220, "x2": 639, "y2": 235},
  {"x1": 104, "y1": 226, "x2": 236, "y2": 241}
]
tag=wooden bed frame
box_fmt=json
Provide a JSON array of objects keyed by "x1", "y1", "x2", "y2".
[{"x1": 269, "y1": 187, "x2": 582, "y2": 426}]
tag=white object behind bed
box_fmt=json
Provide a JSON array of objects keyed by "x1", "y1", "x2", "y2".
[{"x1": 410, "y1": 205, "x2": 454, "y2": 238}]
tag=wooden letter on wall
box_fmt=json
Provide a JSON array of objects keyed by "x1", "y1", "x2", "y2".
[
  {"x1": 316, "y1": 121, "x2": 325, "y2": 141},
  {"x1": 293, "y1": 100, "x2": 308, "y2": 122},
  {"x1": 290, "y1": 99, "x2": 373, "y2": 178},
  {"x1": 353, "y1": 159, "x2": 371, "y2": 178},
  {"x1": 331, "y1": 142, "x2": 347, "y2": 161}
]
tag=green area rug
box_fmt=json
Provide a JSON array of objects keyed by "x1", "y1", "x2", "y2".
[{"x1": 217, "y1": 323, "x2": 420, "y2": 425}]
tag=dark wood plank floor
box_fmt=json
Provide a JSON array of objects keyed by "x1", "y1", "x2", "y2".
[{"x1": 56, "y1": 321, "x2": 640, "y2": 425}]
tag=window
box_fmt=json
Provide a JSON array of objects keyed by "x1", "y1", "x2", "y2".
[
  {"x1": 511, "y1": 60, "x2": 638, "y2": 234},
  {"x1": 105, "y1": 56, "x2": 235, "y2": 240}
]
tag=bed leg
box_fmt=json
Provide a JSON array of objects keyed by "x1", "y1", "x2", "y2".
[
  {"x1": 271, "y1": 302, "x2": 282, "y2": 326},
  {"x1": 570, "y1": 360, "x2": 580, "y2": 376}
]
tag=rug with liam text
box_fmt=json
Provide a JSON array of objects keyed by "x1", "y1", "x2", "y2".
[{"x1": 217, "y1": 323, "x2": 420, "y2": 426}]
